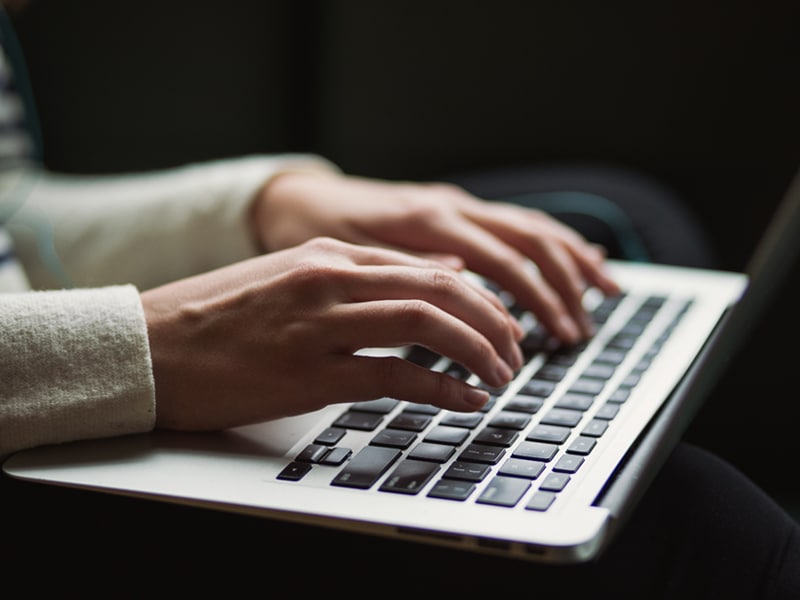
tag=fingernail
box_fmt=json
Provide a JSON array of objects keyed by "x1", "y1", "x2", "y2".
[
  {"x1": 558, "y1": 315, "x2": 582, "y2": 343},
  {"x1": 510, "y1": 343, "x2": 524, "y2": 371},
  {"x1": 495, "y1": 358, "x2": 514, "y2": 385},
  {"x1": 464, "y1": 387, "x2": 490, "y2": 410}
]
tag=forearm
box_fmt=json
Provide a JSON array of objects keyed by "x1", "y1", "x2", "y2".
[
  {"x1": 6, "y1": 154, "x2": 337, "y2": 290},
  {"x1": 0, "y1": 285, "x2": 155, "y2": 458}
]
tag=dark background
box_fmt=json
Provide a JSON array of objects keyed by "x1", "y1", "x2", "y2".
[{"x1": 8, "y1": 0, "x2": 800, "y2": 511}]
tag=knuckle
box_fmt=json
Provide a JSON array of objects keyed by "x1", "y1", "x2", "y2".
[{"x1": 398, "y1": 299, "x2": 435, "y2": 330}]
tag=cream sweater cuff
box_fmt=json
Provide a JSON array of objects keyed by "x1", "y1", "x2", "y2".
[{"x1": 0, "y1": 285, "x2": 155, "y2": 457}]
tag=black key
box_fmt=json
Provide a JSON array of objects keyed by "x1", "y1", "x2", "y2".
[
  {"x1": 296, "y1": 444, "x2": 330, "y2": 463},
  {"x1": 443, "y1": 460, "x2": 491, "y2": 482},
  {"x1": 533, "y1": 364, "x2": 569, "y2": 382},
  {"x1": 458, "y1": 443, "x2": 506, "y2": 465},
  {"x1": 473, "y1": 427, "x2": 519, "y2": 447},
  {"x1": 567, "y1": 436, "x2": 597, "y2": 456},
  {"x1": 526, "y1": 491, "x2": 556, "y2": 511},
  {"x1": 540, "y1": 408, "x2": 583, "y2": 428},
  {"x1": 320, "y1": 447, "x2": 352, "y2": 466},
  {"x1": 595, "y1": 349, "x2": 627, "y2": 366},
  {"x1": 499, "y1": 457, "x2": 546, "y2": 479},
  {"x1": 428, "y1": 479, "x2": 476, "y2": 501},
  {"x1": 505, "y1": 395, "x2": 544, "y2": 414},
  {"x1": 595, "y1": 403, "x2": 620, "y2": 420},
  {"x1": 424, "y1": 425, "x2": 470, "y2": 446},
  {"x1": 582, "y1": 419, "x2": 609, "y2": 437},
  {"x1": 540, "y1": 472, "x2": 571, "y2": 492},
  {"x1": 331, "y1": 446, "x2": 401, "y2": 489},
  {"x1": 555, "y1": 393, "x2": 594, "y2": 411},
  {"x1": 527, "y1": 424, "x2": 571, "y2": 444},
  {"x1": 582, "y1": 363, "x2": 616, "y2": 380},
  {"x1": 477, "y1": 476, "x2": 531, "y2": 507},
  {"x1": 408, "y1": 442, "x2": 456, "y2": 463},
  {"x1": 519, "y1": 379, "x2": 557, "y2": 398},
  {"x1": 405, "y1": 345, "x2": 441, "y2": 368},
  {"x1": 553, "y1": 454, "x2": 584, "y2": 474},
  {"x1": 439, "y1": 412, "x2": 484, "y2": 429},
  {"x1": 333, "y1": 411, "x2": 384, "y2": 431},
  {"x1": 314, "y1": 427, "x2": 346, "y2": 446},
  {"x1": 352, "y1": 397, "x2": 400, "y2": 413},
  {"x1": 512, "y1": 441, "x2": 558, "y2": 462},
  {"x1": 380, "y1": 459, "x2": 440, "y2": 495},
  {"x1": 371, "y1": 428, "x2": 417, "y2": 449},
  {"x1": 277, "y1": 461, "x2": 312, "y2": 482},
  {"x1": 388, "y1": 412, "x2": 433, "y2": 432},
  {"x1": 404, "y1": 403, "x2": 441, "y2": 415},
  {"x1": 568, "y1": 378, "x2": 605, "y2": 396},
  {"x1": 488, "y1": 411, "x2": 531, "y2": 430},
  {"x1": 607, "y1": 388, "x2": 631, "y2": 403}
]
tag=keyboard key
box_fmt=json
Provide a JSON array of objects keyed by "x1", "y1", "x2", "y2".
[
  {"x1": 567, "y1": 436, "x2": 598, "y2": 456},
  {"x1": 443, "y1": 461, "x2": 491, "y2": 482},
  {"x1": 277, "y1": 461, "x2": 312, "y2": 481},
  {"x1": 540, "y1": 408, "x2": 583, "y2": 428},
  {"x1": 320, "y1": 447, "x2": 352, "y2": 466},
  {"x1": 519, "y1": 379, "x2": 557, "y2": 398},
  {"x1": 371, "y1": 428, "x2": 417, "y2": 449},
  {"x1": 540, "y1": 472, "x2": 571, "y2": 492},
  {"x1": 512, "y1": 441, "x2": 559, "y2": 462},
  {"x1": 405, "y1": 345, "x2": 441, "y2": 368},
  {"x1": 408, "y1": 442, "x2": 456, "y2": 463},
  {"x1": 380, "y1": 459, "x2": 440, "y2": 495},
  {"x1": 333, "y1": 411, "x2": 385, "y2": 431},
  {"x1": 526, "y1": 491, "x2": 557, "y2": 511},
  {"x1": 499, "y1": 457, "x2": 546, "y2": 479},
  {"x1": 439, "y1": 412, "x2": 484, "y2": 429},
  {"x1": 488, "y1": 411, "x2": 531, "y2": 430},
  {"x1": 568, "y1": 378, "x2": 605, "y2": 396},
  {"x1": 527, "y1": 424, "x2": 571, "y2": 444},
  {"x1": 424, "y1": 425, "x2": 470, "y2": 446},
  {"x1": 553, "y1": 454, "x2": 585, "y2": 473},
  {"x1": 555, "y1": 393, "x2": 594, "y2": 411},
  {"x1": 595, "y1": 403, "x2": 620, "y2": 420},
  {"x1": 314, "y1": 427, "x2": 346, "y2": 446},
  {"x1": 428, "y1": 479, "x2": 476, "y2": 501},
  {"x1": 505, "y1": 395, "x2": 544, "y2": 414},
  {"x1": 296, "y1": 444, "x2": 330, "y2": 463},
  {"x1": 331, "y1": 446, "x2": 401, "y2": 489},
  {"x1": 581, "y1": 419, "x2": 609, "y2": 437},
  {"x1": 352, "y1": 397, "x2": 400, "y2": 413},
  {"x1": 473, "y1": 427, "x2": 519, "y2": 447},
  {"x1": 459, "y1": 444, "x2": 506, "y2": 464},
  {"x1": 477, "y1": 476, "x2": 531, "y2": 507},
  {"x1": 582, "y1": 363, "x2": 616, "y2": 380},
  {"x1": 388, "y1": 412, "x2": 433, "y2": 432}
]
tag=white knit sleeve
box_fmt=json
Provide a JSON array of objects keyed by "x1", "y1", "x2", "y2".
[
  {"x1": 0, "y1": 285, "x2": 155, "y2": 458},
  {"x1": 6, "y1": 154, "x2": 338, "y2": 291}
]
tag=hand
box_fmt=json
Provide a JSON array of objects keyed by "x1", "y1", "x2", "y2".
[
  {"x1": 252, "y1": 171, "x2": 620, "y2": 343},
  {"x1": 141, "y1": 237, "x2": 524, "y2": 431}
]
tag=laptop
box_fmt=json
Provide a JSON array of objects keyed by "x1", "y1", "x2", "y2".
[{"x1": 4, "y1": 170, "x2": 799, "y2": 564}]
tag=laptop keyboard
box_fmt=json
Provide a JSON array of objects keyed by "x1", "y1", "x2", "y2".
[{"x1": 277, "y1": 291, "x2": 691, "y2": 512}]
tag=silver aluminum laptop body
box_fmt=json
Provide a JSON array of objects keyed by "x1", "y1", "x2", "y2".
[{"x1": 4, "y1": 172, "x2": 799, "y2": 564}]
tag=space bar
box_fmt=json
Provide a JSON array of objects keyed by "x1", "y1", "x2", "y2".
[{"x1": 331, "y1": 446, "x2": 402, "y2": 489}]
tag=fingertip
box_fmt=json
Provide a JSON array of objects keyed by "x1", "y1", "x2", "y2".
[{"x1": 464, "y1": 387, "x2": 490, "y2": 410}]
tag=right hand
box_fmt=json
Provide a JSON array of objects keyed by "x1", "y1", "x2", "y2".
[{"x1": 141, "y1": 237, "x2": 524, "y2": 432}]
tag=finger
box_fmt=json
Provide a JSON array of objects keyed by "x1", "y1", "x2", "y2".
[
  {"x1": 345, "y1": 266, "x2": 524, "y2": 366},
  {"x1": 327, "y1": 354, "x2": 491, "y2": 412},
  {"x1": 324, "y1": 299, "x2": 517, "y2": 389},
  {"x1": 391, "y1": 213, "x2": 585, "y2": 343}
]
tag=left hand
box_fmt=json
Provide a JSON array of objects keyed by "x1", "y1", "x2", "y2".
[{"x1": 251, "y1": 171, "x2": 620, "y2": 343}]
